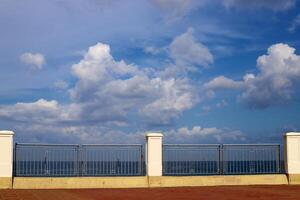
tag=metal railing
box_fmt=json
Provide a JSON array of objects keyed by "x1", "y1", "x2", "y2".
[
  {"x1": 163, "y1": 144, "x2": 220, "y2": 175},
  {"x1": 222, "y1": 144, "x2": 281, "y2": 174},
  {"x1": 163, "y1": 144, "x2": 282, "y2": 176},
  {"x1": 14, "y1": 143, "x2": 283, "y2": 177},
  {"x1": 14, "y1": 143, "x2": 145, "y2": 177}
]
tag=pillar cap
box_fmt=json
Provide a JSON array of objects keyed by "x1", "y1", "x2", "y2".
[
  {"x1": 0, "y1": 130, "x2": 14, "y2": 135},
  {"x1": 146, "y1": 131, "x2": 163, "y2": 137},
  {"x1": 285, "y1": 132, "x2": 300, "y2": 136}
]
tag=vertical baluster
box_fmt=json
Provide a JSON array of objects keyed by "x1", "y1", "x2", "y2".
[{"x1": 277, "y1": 145, "x2": 281, "y2": 173}]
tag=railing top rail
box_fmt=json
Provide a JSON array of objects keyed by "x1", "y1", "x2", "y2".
[
  {"x1": 163, "y1": 143, "x2": 280, "y2": 146},
  {"x1": 163, "y1": 144, "x2": 220, "y2": 146},
  {"x1": 15, "y1": 143, "x2": 144, "y2": 147},
  {"x1": 16, "y1": 143, "x2": 280, "y2": 147},
  {"x1": 15, "y1": 143, "x2": 79, "y2": 147},
  {"x1": 81, "y1": 144, "x2": 143, "y2": 146},
  {"x1": 222, "y1": 144, "x2": 281, "y2": 146}
]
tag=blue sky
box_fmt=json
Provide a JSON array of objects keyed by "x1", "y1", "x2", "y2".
[{"x1": 0, "y1": 0, "x2": 300, "y2": 144}]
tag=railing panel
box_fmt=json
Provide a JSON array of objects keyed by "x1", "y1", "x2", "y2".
[
  {"x1": 14, "y1": 143, "x2": 145, "y2": 177},
  {"x1": 162, "y1": 144, "x2": 282, "y2": 176},
  {"x1": 15, "y1": 143, "x2": 282, "y2": 177},
  {"x1": 163, "y1": 145, "x2": 220, "y2": 175},
  {"x1": 15, "y1": 144, "x2": 78, "y2": 177},
  {"x1": 222, "y1": 144, "x2": 281, "y2": 174},
  {"x1": 81, "y1": 145, "x2": 144, "y2": 176}
]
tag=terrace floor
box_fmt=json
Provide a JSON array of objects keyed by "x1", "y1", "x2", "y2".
[{"x1": 1, "y1": 185, "x2": 300, "y2": 200}]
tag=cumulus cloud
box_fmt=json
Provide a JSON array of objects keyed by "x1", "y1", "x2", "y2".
[
  {"x1": 0, "y1": 42, "x2": 199, "y2": 143},
  {"x1": 165, "y1": 126, "x2": 246, "y2": 143},
  {"x1": 169, "y1": 28, "x2": 213, "y2": 68},
  {"x1": 12, "y1": 124, "x2": 145, "y2": 144},
  {"x1": 10, "y1": 122, "x2": 244, "y2": 144},
  {"x1": 240, "y1": 43, "x2": 300, "y2": 108},
  {"x1": 205, "y1": 43, "x2": 300, "y2": 109},
  {"x1": 203, "y1": 75, "x2": 243, "y2": 90},
  {"x1": 140, "y1": 78, "x2": 196, "y2": 124},
  {"x1": 0, "y1": 99, "x2": 70, "y2": 123},
  {"x1": 20, "y1": 53, "x2": 45, "y2": 70},
  {"x1": 69, "y1": 42, "x2": 197, "y2": 124},
  {"x1": 0, "y1": 100, "x2": 238, "y2": 143},
  {"x1": 0, "y1": 41, "x2": 253, "y2": 143},
  {"x1": 0, "y1": 100, "x2": 144, "y2": 143}
]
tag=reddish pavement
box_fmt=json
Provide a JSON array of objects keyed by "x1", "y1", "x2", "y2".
[{"x1": 1, "y1": 185, "x2": 300, "y2": 200}]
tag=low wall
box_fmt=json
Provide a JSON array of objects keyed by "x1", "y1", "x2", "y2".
[
  {"x1": 13, "y1": 176, "x2": 148, "y2": 189},
  {"x1": 11, "y1": 174, "x2": 288, "y2": 189},
  {"x1": 149, "y1": 174, "x2": 288, "y2": 187}
]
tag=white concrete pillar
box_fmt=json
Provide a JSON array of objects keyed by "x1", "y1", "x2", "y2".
[
  {"x1": 0, "y1": 130, "x2": 14, "y2": 188},
  {"x1": 146, "y1": 132, "x2": 163, "y2": 176},
  {"x1": 285, "y1": 132, "x2": 300, "y2": 184}
]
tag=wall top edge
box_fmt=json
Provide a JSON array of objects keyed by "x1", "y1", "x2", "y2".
[
  {"x1": 146, "y1": 132, "x2": 163, "y2": 137},
  {"x1": 285, "y1": 132, "x2": 300, "y2": 136},
  {"x1": 0, "y1": 130, "x2": 14, "y2": 135}
]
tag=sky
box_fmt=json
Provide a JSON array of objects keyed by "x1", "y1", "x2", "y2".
[{"x1": 0, "y1": 0, "x2": 300, "y2": 144}]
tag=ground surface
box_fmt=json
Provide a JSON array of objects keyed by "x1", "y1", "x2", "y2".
[{"x1": 1, "y1": 185, "x2": 300, "y2": 200}]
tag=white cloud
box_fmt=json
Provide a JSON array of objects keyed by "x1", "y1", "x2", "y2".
[
  {"x1": 205, "y1": 43, "x2": 300, "y2": 109},
  {"x1": 169, "y1": 28, "x2": 213, "y2": 68},
  {"x1": 70, "y1": 42, "x2": 197, "y2": 125},
  {"x1": 288, "y1": 14, "x2": 300, "y2": 33},
  {"x1": 203, "y1": 75, "x2": 243, "y2": 90},
  {"x1": 9, "y1": 122, "x2": 245, "y2": 144},
  {"x1": 140, "y1": 78, "x2": 196, "y2": 124},
  {"x1": 12, "y1": 124, "x2": 145, "y2": 144},
  {"x1": 240, "y1": 43, "x2": 300, "y2": 108},
  {"x1": 71, "y1": 43, "x2": 138, "y2": 84},
  {"x1": 20, "y1": 53, "x2": 45, "y2": 70},
  {"x1": 165, "y1": 126, "x2": 246, "y2": 143},
  {"x1": 1, "y1": 42, "x2": 198, "y2": 137},
  {"x1": 9, "y1": 37, "x2": 270, "y2": 143},
  {"x1": 0, "y1": 99, "x2": 70, "y2": 123},
  {"x1": 2, "y1": 42, "x2": 254, "y2": 143}
]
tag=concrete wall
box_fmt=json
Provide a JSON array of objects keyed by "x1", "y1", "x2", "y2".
[
  {"x1": 13, "y1": 177, "x2": 149, "y2": 189},
  {"x1": 148, "y1": 175, "x2": 288, "y2": 188},
  {"x1": 0, "y1": 130, "x2": 14, "y2": 189},
  {"x1": 146, "y1": 132, "x2": 163, "y2": 176},
  {"x1": 12, "y1": 174, "x2": 288, "y2": 189},
  {"x1": 285, "y1": 132, "x2": 300, "y2": 184}
]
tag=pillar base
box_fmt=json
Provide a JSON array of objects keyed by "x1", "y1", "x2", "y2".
[
  {"x1": 0, "y1": 177, "x2": 12, "y2": 189},
  {"x1": 287, "y1": 174, "x2": 300, "y2": 184}
]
